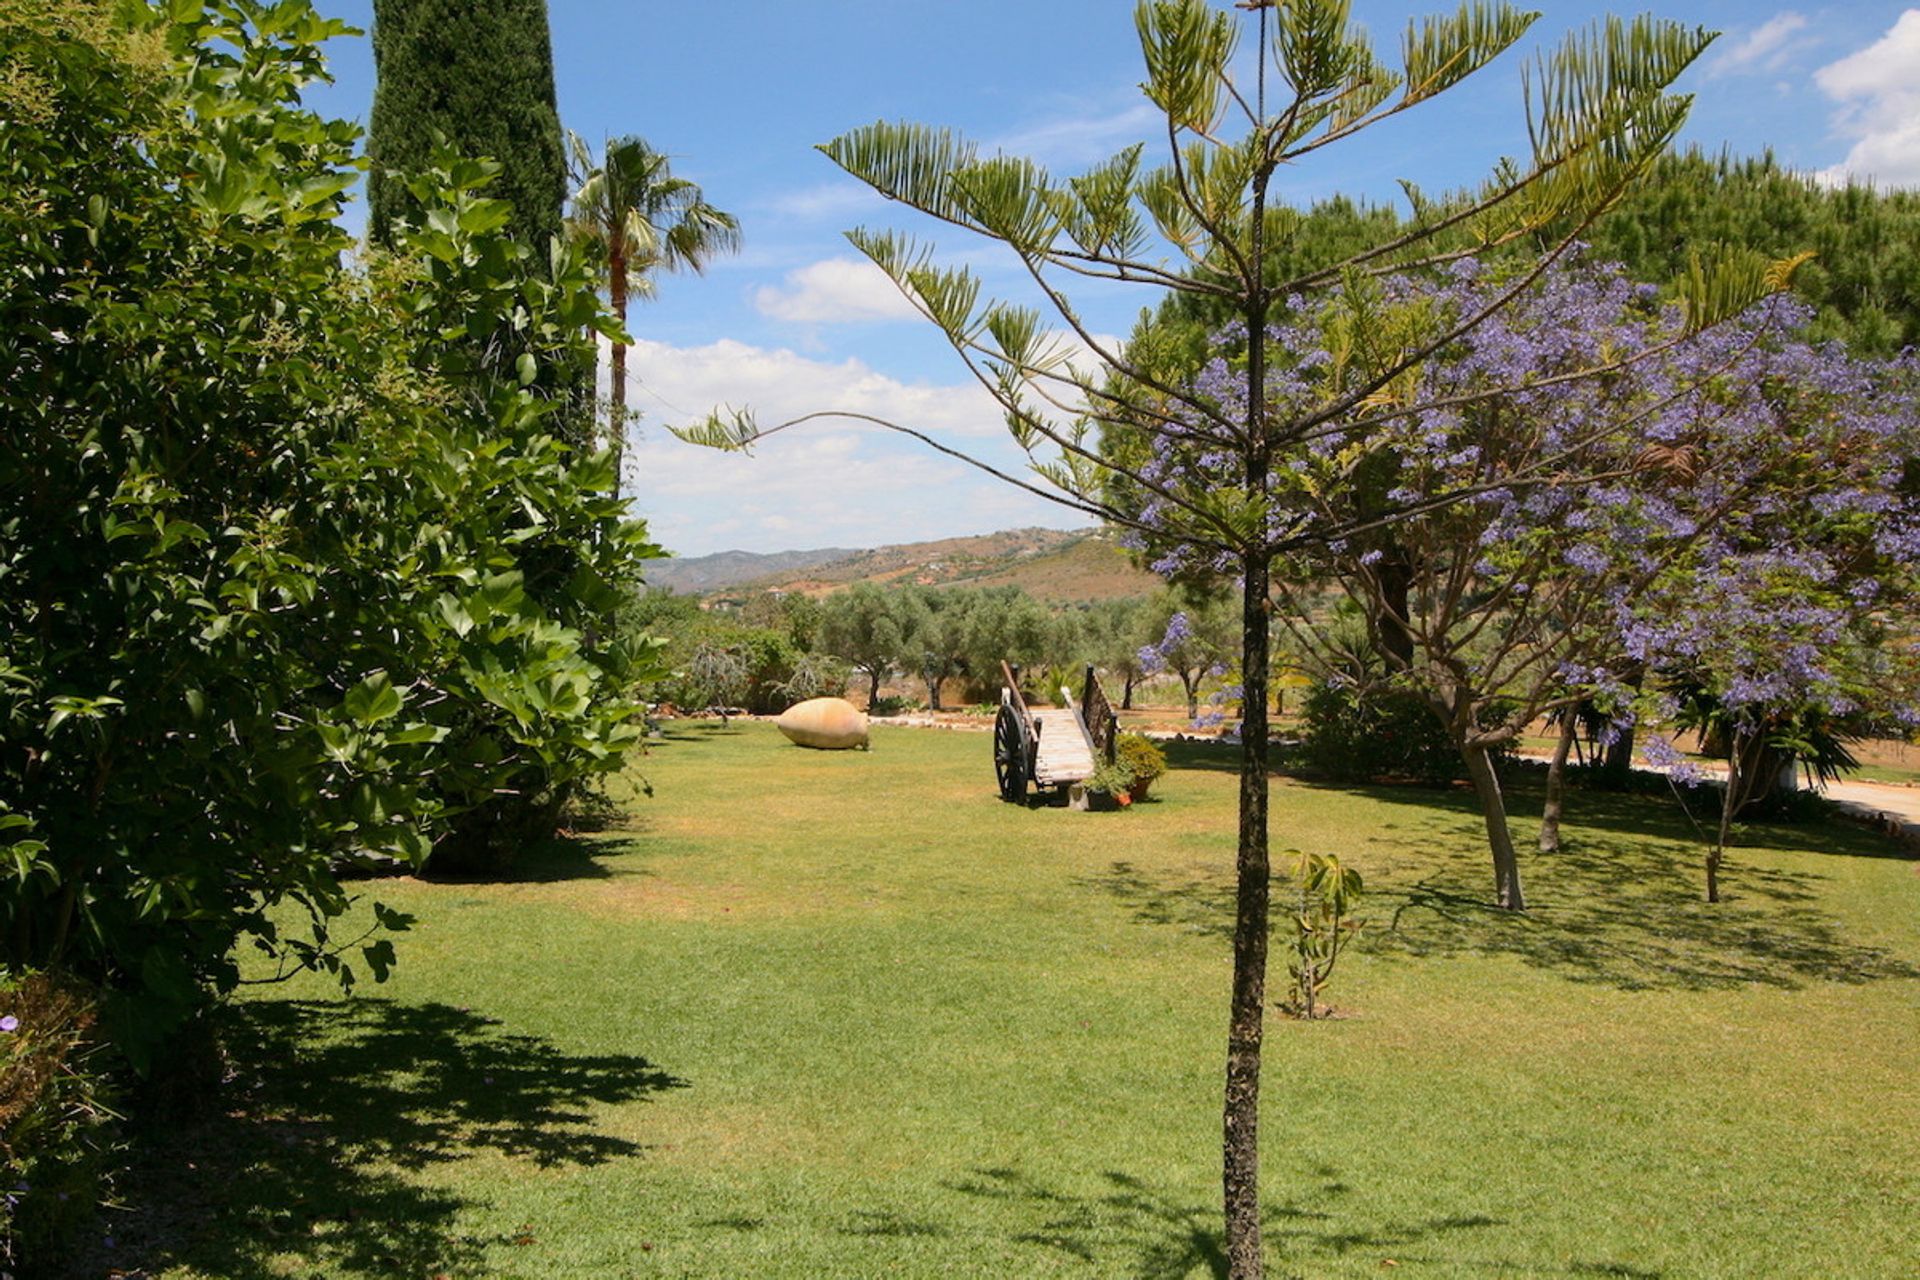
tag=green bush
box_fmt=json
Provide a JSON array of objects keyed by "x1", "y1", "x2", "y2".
[
  {"x1": 1300, "y1": 682, "x2": 1512, "y2": 785},
  {"x1": 1116, "y1": 733, "x2": 1168, "y2": 796},
  {"x1": 0, "y1": 1, "x2": 662, "y2": 1058},
  {"x1": 0, "y1": 972, "x2": 116, "y2": 1270}
]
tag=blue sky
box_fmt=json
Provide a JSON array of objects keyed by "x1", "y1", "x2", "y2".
[{"x1": 304, "y1": 3, "x2": 1920, "y2": 556}]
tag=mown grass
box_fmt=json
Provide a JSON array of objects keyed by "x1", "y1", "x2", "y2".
[{"x1": 76, "y1": 723, "x2": 1920, "y2": 1278}]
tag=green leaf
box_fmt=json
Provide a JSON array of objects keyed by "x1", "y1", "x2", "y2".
[
  {"x1": 670, "y1": 407, "x2": 762, "y2": 453},
  {"x1": 819, "y1": 122, "x2": 980, "y2": 224},
  {"x1": 516, "y1": 352, "x2": 538, "y2": 386},
  {"x1": 316, "y1": 720, "x2": 355, "y2": 763},
  {"x1": 436, "y1": 593, "x2": 475, "y2": 638},
  {"x1": 344, "y1": 672, "x2": 404, "y2": 725},
  {"x1": 1136, "y1": 0, "x2": 1237, "y2": 136}
]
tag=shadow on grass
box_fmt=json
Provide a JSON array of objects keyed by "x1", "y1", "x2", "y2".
[
  {"x1": 1080, "y1": 775, "x2": 1918, "y2": 992},
  {"x1": 498, "y1": 833, "x2": 626, "y2": 882},
  {"x1": 946, "y1": 1165, "x2": 1239, "y2": 1278},
  {"x1": 64, "y1": 998, "x2": 685, "y2": 1279},
  {"x1": 649, "y1": 720, "x2": 751, "y2": 744},
  {"x1": 942, "y1": 1165, "x2": 1563, "y2": 1278}
]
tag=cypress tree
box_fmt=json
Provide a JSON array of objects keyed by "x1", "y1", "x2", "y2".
[{"x1": 366, "y1": 0, "x2": 566, "y2": 256}]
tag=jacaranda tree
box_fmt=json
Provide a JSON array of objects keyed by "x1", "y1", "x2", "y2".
[
  {"x1": 1175, "y1": 262, "x2": 1906, "y2": 911},
  {"x1": 1616, "y1": 336, "x2": 1920, "y2": 899},
  {"x1": 676, "y1": 2, "x2": 1761, "y2": 1270}
]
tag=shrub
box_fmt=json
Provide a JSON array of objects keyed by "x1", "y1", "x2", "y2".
[
  {"x1": 1116, "y1": 733, "x2": 1168, "y2": 797},
  {"x1": 0, "y1": 973, "x2": 116, "y2": 1270},
  {"x1": 1279, "y1": 852, "x2": 1366, "y2": 1019},
  {"x1": 0, "y1": 1, "x2": 662, "y2": 1057},
  {"x1": 1300, "y1": 682, "x2": 1513, "y2": 785}
]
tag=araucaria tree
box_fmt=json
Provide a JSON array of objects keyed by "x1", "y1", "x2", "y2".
[
  {"x1": 367, "y1": 0, "x2": 567, "y2": 255},
  {"x1": 677, "y1": 2, "x2": 1740, "y2": 1272},
  {"x1": 566, "y1": 134, "x2": 740, "y2": 490}
]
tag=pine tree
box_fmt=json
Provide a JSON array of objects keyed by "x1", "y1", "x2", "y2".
[{"x1": 366, "y1": 0, "x2": 566, "y2": 256}]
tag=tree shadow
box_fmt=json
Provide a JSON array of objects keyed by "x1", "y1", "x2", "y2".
[
  {"x1": 63, "y1": 998, "x2": 686, "y2": 1279},
  {"x1": 1078, "y1": 773, "x2": 1919, "y2": 991},
  {"x1": 941, "y1": 1164, "x2": 1531, "y2": 1278},
  {"x1": 944, "y1": 1165, "x2": 1242, "y2": 1278},
  {"x1": 651, "y1": 720, "x2": 748, "y2": 742},
  {"x1": 490, "y1": 832, "x2": 634, "y2": 883}
]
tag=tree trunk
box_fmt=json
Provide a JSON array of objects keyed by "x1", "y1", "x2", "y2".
[
  {"x1": 1463, "y1": 742, "x2": 1526, "y2": 910},
  {"x1": 1597, "y1": 664, "x2": 1646, "y2": 791},
  {"x1": 1225, "y1": 44, "x2": 1276, "y2": 1270},
  {"x1": 1539, "y1": 713, "x2": 1578, "y2": 853},
  {"x1": 608, "y1": 244, "x2": 628, "y2": 496},
  {"x1": 1599, "y1": 722, "x2": 1635, "y2": 790},
  {"x1": 924, "y1": 671, "x2": 942, "y2": 711},
  {"x1": 1707, "y1": 756, "x2": 1733, "y2": 903},
  {"x1": 1223, "y1": 548, "x2": 1272, "y2": 1280},
  {"x1": 1122, "y1": 673, "x2": 1135, "y2": 711},
  {"x1": 1707, "y1": 730, "x2": 1758, "y2": 904},
  {"x1": 1183, "y1": 673, "x2": 1200, "y2": 721},
  {"x1": 1376, "y1": 548, "x2": 1414, "y2": 670},
  {"x1": 867, "y1": 667, "x2": 883, "y2": 710}
]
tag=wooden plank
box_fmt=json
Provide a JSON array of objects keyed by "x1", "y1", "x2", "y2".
[{"x1": 1033, "y1": 709, "x2": 1096, "y2": 784}]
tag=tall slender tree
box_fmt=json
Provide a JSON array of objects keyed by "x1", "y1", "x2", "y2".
[
  {"x1": 366, "y1": 0, "x2": 566, "y2": 256},
  {"x1": 677, "y1": 4, "x2": 1758, "y2": 1272},
  {"x1": 567, "y1": 134, "x2": 740, "y2": 492}
]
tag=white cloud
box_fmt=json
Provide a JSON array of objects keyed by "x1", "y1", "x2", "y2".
[
  {"x1": 1706, "y1": 12, "x2": 1809, "y2": 78},
  {"x1": 615, "y1": 337, "x2": 1090, "y2": 555},
  {"x1": 753, "y1": 258, "x2": 921, "y2": 324},
  {"x1": 987, "y1": 103, "x2": 1163, "y2": 169},
  {"x1": 1814, "y1": 9, "x2": 1920, "y2": 187},
  {"x1": 762, "y1": 181, "x2": 884, "y2": 221},
  {"x1": 623, "y1": 336, "x2": 1001, "y2": 439}
]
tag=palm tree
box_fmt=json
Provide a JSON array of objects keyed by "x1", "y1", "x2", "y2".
[{"x1": 566, "y1": 133, "x2": 740, "y2": 492}]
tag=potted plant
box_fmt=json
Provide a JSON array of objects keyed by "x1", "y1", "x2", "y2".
[
  {"x1": 1116, "y1": 733, "x2": 1168, "y2": 802},
  {"x1": 1088, "y1": 758, "x2": 1138, "y2": 809}
]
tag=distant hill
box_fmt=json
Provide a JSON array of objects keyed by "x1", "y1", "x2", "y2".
[
  {"x1": 647, "y1": 528, "x2": 1161, "y2": 603},
  {"x1": 641, "y1": 546, "x2": 856, "y2": 595}
]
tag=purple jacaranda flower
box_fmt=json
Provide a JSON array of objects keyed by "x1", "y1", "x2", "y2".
[{"x1": 0, "y1": 1015, "x2": 18, "y2": 1033}]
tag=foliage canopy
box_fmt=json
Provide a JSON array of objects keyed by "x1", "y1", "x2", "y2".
[{"x1": 0, "y1": 0, "x2": 659, "y2": 1064}]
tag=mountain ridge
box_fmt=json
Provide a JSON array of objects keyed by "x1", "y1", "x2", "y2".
[{"x1": 642, "y1": 527, "x2": 1159, "y2": 602}]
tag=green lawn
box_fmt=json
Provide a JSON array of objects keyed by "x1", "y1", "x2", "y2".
[{"x1": 77, "y1": 723, "x2": 1920, "y2": 1278}]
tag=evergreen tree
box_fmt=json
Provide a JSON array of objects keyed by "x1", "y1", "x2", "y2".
[
  {"x1": 1583, "y1": 149, "x2": 1920, "y2": 356},
  {"x1": 367, "y1": 0, "x2": 566, "y2": 256}
]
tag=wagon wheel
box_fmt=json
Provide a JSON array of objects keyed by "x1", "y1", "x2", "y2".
[{"x1": 994, "y1": 697, "x2": 1030, "y2": 803}]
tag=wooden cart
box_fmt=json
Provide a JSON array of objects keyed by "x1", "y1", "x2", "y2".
[{"x1": 993, "y1": 662, "x2": 1120, "y2": 804}]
